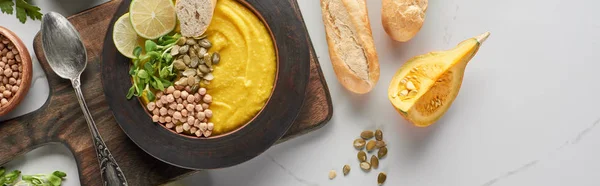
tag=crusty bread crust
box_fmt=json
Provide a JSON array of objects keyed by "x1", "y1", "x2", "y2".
[
  {"x1": 320, "y1": 0, "x2": 379, "y2": 94},
  {"x1": 382, "y1": 0, "x2": 428, "y2": 42},
  {"x1": 176, "y1": 0, "x2": 217, "y2": 37}
]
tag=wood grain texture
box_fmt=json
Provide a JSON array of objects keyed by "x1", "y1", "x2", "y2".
[{"x1": 0, "y1": 0, "x2": 332, "y2": 185}]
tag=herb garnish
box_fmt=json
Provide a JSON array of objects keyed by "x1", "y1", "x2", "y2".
[{"x1": 0, "y1": 0, "x2": 42, "y2": 23}]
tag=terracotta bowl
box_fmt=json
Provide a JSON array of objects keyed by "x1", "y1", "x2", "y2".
[
  {"x1": 101, "y1": 0, "x2": 310, "y2": 170},
  {"x1": 0, "y1": 26, "x2": 33, "y2": 116}
]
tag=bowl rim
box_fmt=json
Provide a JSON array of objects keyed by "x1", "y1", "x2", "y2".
[
  {"x1": 138, "y1": 0, "x2": 281, "y2": 139},
  {"x1": 0, "y1": 26, "x2": 33, "y2": 116}
]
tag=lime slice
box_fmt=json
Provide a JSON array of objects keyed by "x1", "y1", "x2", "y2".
[
  {"x1": 113, "y1": 13, "x2": 141, "y2": 58},
  {"x1": 129, "y1": 0, "x2": 176, "y2": 39}
]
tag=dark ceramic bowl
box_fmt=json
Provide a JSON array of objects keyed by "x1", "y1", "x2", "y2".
[{"x1": 101, "y1": 0, "x2": 310, "y2": 169}]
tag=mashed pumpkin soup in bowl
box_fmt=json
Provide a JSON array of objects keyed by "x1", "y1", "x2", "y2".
[{"x1": 102, "y1": 0, "x2": 310, "y2": 169}]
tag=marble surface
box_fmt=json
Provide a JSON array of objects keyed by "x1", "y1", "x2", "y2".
[{"x1": 3, "y1": 0, "x2": 600, "y2": 186}]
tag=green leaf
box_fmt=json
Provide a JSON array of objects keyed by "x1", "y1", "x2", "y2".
[
  {"x1": 15, "y1": 0, "x2": 41, "y2": 23},
  {"x1": 133, "y1": 46, "x2": 142, "y2": 58},
  {"x1": 145, "y1": 40, "x2": 157, "y2": 52},
  {"x1": 145, "y1": 89, "x2": 155, "y2": 101},
  {"x1": 2, "y1": 170, "x2": 21, "y2": 185},
  {"x1": 47, "y1": 175, "x2": 62, "y2": 186},
  {"x1": 126, "y1": 86, "x2": 135, "y2": 99},
  {"x1": 0, "y1": 0, "x2": 14, "y2": 14},
  {"x1": 0, "y1": 167, "x2": 5, "y2": 177},
  {"x1": 143, "y1": 62, "x2": 154, "y2": 74},
  {"x1": 137, "y1": 69, "x2": 149, "y2": 79},
  {"x1": 52, "y1": 171, "x2": 66, "y2": 178}
]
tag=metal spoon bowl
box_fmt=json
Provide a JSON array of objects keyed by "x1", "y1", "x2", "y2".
[{"x1": 41, "y1": 12, "x2": 128, "y2": 186}]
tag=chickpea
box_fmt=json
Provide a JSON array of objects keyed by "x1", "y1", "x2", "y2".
[
  {"x1": 185, "y1": 86, "x2": 192, "y2": 92},
  {"x1": 186, "y1": 104, "x2": 194, "y2": 112},
  {"x1": 176, "y1": 98, "x2": 183, "y2": 104},
  {"x1": 1, "y1": 98, "x2": 7, "y2": 106},
  {"x1": 165, "y1": 116, "x2": 172, "y2": 123},
  {"x1": 204, "y1": 109, "x2": 213, "y2": 118},
  {"x1": 155, "y1": 100, "x2": 163, "y2": 108},
  {"x1": 173, "y1": 90, "x2": 181, "y2": 98},
  {"x1": 166, "y1": 86, "x2": 175, "y2": 94},
  {"x1": 176, "y1": 103, "x2": 184, "y2": 111},
  {"x1": 10, "y1": 85, "x2": 17, "y2": 92},
  {"x1": 187, "y1": 116, "x2": 194, "y2": 126},
  {"x1": 159, "y1": 107, "x2": 168, "y2": 116},
  {"x1": 190, "y1": 127, "x2": 198, "y2": 134},
  {"x1": 169, "y1": 102, "x2": 177, "y2": 110},
  {"x1": 203, "y1": 130, "x2": 212, "y2": 137},
  {"x1": 165, "y1": 123, "x2": 174, "y2": 129},
  {"x1": 181, "y1": 109, "x2": 188, "y2": 117},
  {"x1": 173, "y1": 111, "x2": 182, "y2": 120},
  {"x1": 183, "y1": 123, "x2": 190, "y2": 131},
  {"x1": 4, "y1": 68, "x2": 11, "y2": 76},
  {"x1": 195, "y1": 104, "x2": 203, "y2": 112},
  {"x1": 8, "y1": 78, "x2": 15, "y2": 85},
  {"x1": 207, "y1": 122, "x2": 214, "y2": 130},
  {"x1": 181, "y1": 91, "x2": 189, "y2": 99},
  {"x1": 203, "y1": 94, "x2": 212, "y2": 103},
  {"x1": 196, "y1": 112, "x2": 205, "y2": 121},
  {"x1": 202, "y1": 103, "x2": 209, "y2": 109},
  {"x1": 166, "y1": 94, "x2": 175, "y2": 103},
  {"x1": 0, "y1": 86, "x2": 5, "y2": 92},
  {"x1": 194, "y1": 93, "x2": 201, "y2": 102},
  {"x1": 194, "y1": 119, "x2": 201, "y2": 127},
  {"x1": 3, "y1": 90, "x2": 11, "y2": 98},
  {"x1": 159, "y1": 117, "x2": 166, "y2": 123},
  {"x1": 167, "y1": 109, "x2": 175, "y2": 116},
  {"x1": 199, "y1": 122, "x2": 208, "y2": 131},
  {"x1": 183, "y1": 100, "x2": 188, "y2": 105},
  {"x1": 195, "y1": 130, "x2": 202, "y2": 137},
  {"x1": 152, "y1": 115, "x2": 160, "y2": 122},
  {"x1": 146, "y1": 102, "x2": 156, "y2": 111},
  {"x1": 187, "y1": 94, "x2": 195, "y2": 103},
  {"x1": 175, "y1": 125, "x2": 184, "y2": 133},
  {"x1": 156, "y1": 91, "x2": 163, "y2": 98},
  {"x1": 152, "y1": 108, "x2": 160, "y2": 116},
  {"x1": 198, "y1": 88, "x2": 207, "y2": 95}
]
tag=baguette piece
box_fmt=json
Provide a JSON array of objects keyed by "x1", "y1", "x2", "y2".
[
  {"x1": 176, "y1": 0, "x2": 217, "y2": 37},
  {"x1": 320, "y1": 0, "x2": 379, "y2": 94},
  {"x1": 382, "y1": 0, "x2": 428, "y2": 42}
]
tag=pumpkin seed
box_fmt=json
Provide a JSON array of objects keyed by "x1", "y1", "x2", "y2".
[
  {"x1": 377, "y1": 172, "x2": 387, "y2": 185},
  {"x1": 361, "y1": 130, "x2": 374, "y2": 139},
  {"x1": 360, "y1": 162, "x2": 371, "y2": 171},
  {"x1": 171, "y1": 45, "x2": 180, "y2": 56},
  {"x1": 183, "y1": 55, "x2": 191, "y2": 65},
  {"x1": 196, "y1": 68, "x2": 204, "y2": 77},
  {"x1": 328, "y1": 170, "x2": 336, "y2": 180},
  {"x1": 198, "y1": 47, "x2": 207, "y2": 57},
  {"x1": 191, "y1": 84, "x2": 199, "y2": 93},
  {"x1": 176, "y1": 37, "x2": 186, "y2": 46},
  {"x1": 179, "y1": 45, "x2": 189, "y2": 54},
  {"x1": 370, "y1": 155, "x2": 379, "y2": 169},
  {"x1": 190, "y1": 56, "x2": 199, "y2": 68},
  {"x1": 193, "y1": 35, "x2": 207, "y2": 40},
  {"x1": 366, "y1": 140, "x2": 377, "y2": 152},
  {"x1": 187, "y1": 76, "x2": 196, "y2": 86},
  {"x1": 212, "y1": 52, "x2": 220, "y2": 65},
  {"x1": 188, "y1": 48, "x2": 197, "y2": 57},
  {"x1": 357, "y1": 151, "x2": 367, "y2": 162},
  {"x1": 198, "y1": 65, "x2": 210, "y2": 74},
  {"x1": 343, "y1": 165, "x2": 350, "y2": 176},
  {"x1": 376, "y1": 140, "x2": 386, "y2": 148},
  {"x1": 203, "y1": 73, "x2": 214, "y2": 81},
  {"x1": 186, "y1": 38, "x2": 197, "y2": 45},
  {"x1": 353, "y1": 138, "x2": 366, "y2": 149},
  {"x1": 378, "y1": 147, "x2": 388, "y2": 159},
  {"x1": 375, "y1": 129, "x2": 383, "y2": 141},
  {"x1": 199, "y1": 39, "x2": 212, "y2": 48},
  {"x1": 175, "y1": 77, "x2": 188, "y2": 86},
  {"x1": 204, "y1": 54, "x2": 212, "y2": 67},
  {"x1": 182, "y1": 69, "x2": 196, "y2": 77},
  {"x1": 194, "y1": 76, "x2": 202, "y2": 84},
  {"x1": 173, "y1": 60, "x2": 187, "y2": 70}
]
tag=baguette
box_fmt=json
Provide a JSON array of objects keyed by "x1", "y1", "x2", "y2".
[
  {"x1": 382, "y1": 0, "x2": 428, "y2": 42},
  {"x1": 176, "y1": 0, "x2": 217, "y2": 37},
  {"x1": 320, "y1": 0, "x2": 379, "y2": 94}
]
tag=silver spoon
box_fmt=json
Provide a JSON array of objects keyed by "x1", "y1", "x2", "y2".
[{"x1": 41, "y1": 12, "x2": 128, "y2": 186}]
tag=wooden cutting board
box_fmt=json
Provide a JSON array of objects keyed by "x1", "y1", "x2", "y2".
[{"x1": 0, "y1": 0, "x2": 332, "y2": 185}]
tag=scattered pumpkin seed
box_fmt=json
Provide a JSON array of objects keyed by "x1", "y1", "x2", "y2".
[
  {"x1": 370, "y1": 155, "x2": 379, "y2": 169},
  {"x1": 377, "y1": 172, "x2": 387, "y2": 185},
  {"x1": 175, "y1": 77, "x2": 188, "y2": 86},
  {"x1": 375, "y1": 129, "x2": 383, "y2": 141},
  {"x1": 173, "y1": 60, "x2": 187, "y2": 70},
  {"x1": 194, "y1": 76, "x2": 202, "y2": 84},
  {"x1": 198, "y1": 47, "x2": 207, "y2": 57},
  {"x1": 199, "y1": 39, "x2": 212, "y2": 48},
  {"x1": 360, "y1": 162, "x2": 371, "y2": 171},
  {"x1": 196, "y1": 68, "x2": 204, "y2": 77},
  {"x1": 171, "y1": 45, "x2": 180, "y2": 56},
  {"x1": 183, "y1": 55, "x2": 191, "y2": 65},
  {"x1": 353, "y1": 138, "x2": 366, "y2": 150},
  {"x1": 176, "y1": 37, "x2": 186, "y2": 46},
  {"x1": 186, "y1": 38, "x2": 197, "y2": 45},
  {"x1": 361, "y1": 130, "x2": 374, "y2": 139},
  {"x1": 378, "y1": 147, "x2": 388, "y2": 159},
  {"x1": 328, "y1": 170, "x2": 336, "y2": 180},
  {"x1": 179, "y1": 45, "x2": 189, "y2": 54},
  {"x1": 357, "y1": 151, "x2": 367, "y2": 162},
  {"x1": 182, "y1": 69, "x2": 196, "y2": 77},
  {"x1": 212, "y1": 52, "x2": 220, "y2": 65},
  {"x1": 187, "y1": 76, "x2": 196, "y2": 86},
  {"x1": 193, "y1": 35, "x2": 207, "y2": 40},
  {"x1": 198, "y1": 65, "x2": 210, "y2": 74},
  {"x1": 188, "y1": 48, "x2": 197, "y2": 57},
  {"x1": 203, "y1": 73, "x2": 214, "y2": 81},
  {"x1": 375, "y1": 140, "x2": 386, "y2": 148},
  {"x1": 366, "y1": 140, "x2": 377, "y2": 152},
  {"x1": 204, "y1": 54, "x2": 212, "y2": 67},
  {"x1": 190, "y1": 56, "x2": 199, "y2": 68},
  {"x1": 343, "y1": 165, "x2": 350, "y2": 176}
]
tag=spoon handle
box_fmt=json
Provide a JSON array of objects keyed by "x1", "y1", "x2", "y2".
[{"x1": 72, "y1": 78, "x2": 128, "y2": 186}]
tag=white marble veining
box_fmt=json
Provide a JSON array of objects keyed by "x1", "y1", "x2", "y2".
[{"x1": 3, "y1": 0, "x2": 600, "y2": 186}]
